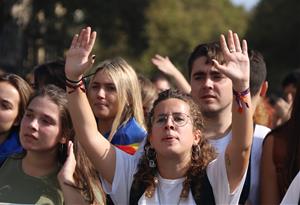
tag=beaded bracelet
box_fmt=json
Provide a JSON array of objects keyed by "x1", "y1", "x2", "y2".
[
  {"x1": 65, "y1": 80, "x2": 86, "y2": 94},
  {"x1": 233, "y1": 88, "x2": 250, "y2": 113}
]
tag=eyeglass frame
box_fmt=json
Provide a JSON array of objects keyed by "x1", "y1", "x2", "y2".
[{"x1": 151, "y1": 112, "x2": 192, "y2": 127}]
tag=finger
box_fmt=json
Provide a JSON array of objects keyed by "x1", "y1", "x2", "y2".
[
  {"x1": 212, "y1": 59, "x2": 226, "y2": 73},
  {"x1": 86, "y1": 31, "x2": 97, "y2": 52},
  {"x1": 70, "y1": 34, "x2": 79, "y2": 49},
  {"x1": 242, "y1": 39, "x2": 248, "y2": 55},
  {"x1": 81, "y1": 27, "x2": 91, "y2": 48},
  {"x1": 155, "y1": 54, "x2": 164, "y2": 61},
  {"x1": 67, "y1": 141, "x2": 73, "y2": 156},
  {"x1": 233, "y1": 33, "x2": 242, "y2": 52},
  {"x1": 220, "y1": 34, "x2": 230, "y2": 55},
  {"x1": 287, "y1": 93, "x2": 293, "y2": 104},
  {"x1": 151, "y1": 58, "x2": 158, "y2": 65},
  {"x1": 227, "y1": 30, "x2": 235, "y2": 52},
  {"x1": 76, "y1": 28, "x2": 85, "y2": 48}
]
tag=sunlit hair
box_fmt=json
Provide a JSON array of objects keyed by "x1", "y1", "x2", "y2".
[
  {"x1": 132, "y1": 89, "x2": 216, "y2": 199},
  {"x1": 0, "y1": 73, "x2": 33, "y2": 128},
  {"x1": 188, "y1": 42, "x2": 225, "y2": 80},
  {"x1": 88, "y1": 57, "x2": 145, "y2": 141},
  {"x1": 26, "y1": 85, "x2": 105, "y2": 204}
]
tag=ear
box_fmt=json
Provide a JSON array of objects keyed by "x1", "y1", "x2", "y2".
[
  {"x1": 59, "y1": 136, "x2": 67, "y2": 144},
  {"x1": 193, "y1": 129, "x2": 201, "y2": 144},
  {"x1": 148, "y1": 134, "x2": 154, "y2": 147},
  {"x1": 259, "y1": 81, "x2": 268, "y2": 97}
]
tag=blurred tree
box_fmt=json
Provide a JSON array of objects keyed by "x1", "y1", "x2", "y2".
[
  {"x1": 0, "y1": 0, "x2": 31, "y2": 75},
  {"x1": 0, "y1": 0, "x2": 248, "y2": 77},
  {"x1": 246, "y1": 0, "x2": 300, "y2": 92},
  {"x1": 141, "y1": 0, "x2": 248, "y2": 77}
]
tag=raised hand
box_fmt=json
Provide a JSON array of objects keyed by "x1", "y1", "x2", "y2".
[
  {"x1": 57, "y1": 141, "x2": 76, "y2": 186},
  {"x1": 213, "y1": 30, "x2": 250, "y2": 91},
  {"x1": 65, "y1": 27, "x2": 97, "y2": 81},
  {"x1": 151, "y1": 54, "x2": 177, "y2": 75}
]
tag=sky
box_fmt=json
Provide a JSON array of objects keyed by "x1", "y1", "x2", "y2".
[{"x1": 230, "y1": 0, "x2": 261, "y2": 10}]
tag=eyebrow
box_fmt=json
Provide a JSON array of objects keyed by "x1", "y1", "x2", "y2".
[
  {"x1": 26, "y1": 108, "x2": 57, "y2": 123},
  {"x1": 90, "y1": 82, "x2": 115, "y2": 86},
  {"x1": 193, "y1": 70, "x2": 223, "y2": 76}
]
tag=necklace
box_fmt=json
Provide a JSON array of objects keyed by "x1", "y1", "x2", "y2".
[{"x1": 156, "y1": 179, "x2": 182, "y2": 205}]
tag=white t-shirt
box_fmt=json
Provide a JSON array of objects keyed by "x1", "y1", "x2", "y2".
[
  {"x1": 101, "y1": 147, "x2": 247, "y2": 205},
  {"x1": 209, "y1": 124, "x2": 270, "y2": 205},
  {"x1": 280, "y1": 171, "x2": 300, "y2": 205}
]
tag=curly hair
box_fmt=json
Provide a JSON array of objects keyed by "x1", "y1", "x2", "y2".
[{"x1": 132, "y1": 89, "x2": 216, "y2": 199}]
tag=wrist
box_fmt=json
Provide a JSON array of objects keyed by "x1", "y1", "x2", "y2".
[{"x1": 232, "y1": 83, "x2": 249, "y2": 93}]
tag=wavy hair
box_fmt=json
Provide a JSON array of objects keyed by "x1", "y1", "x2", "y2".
[{"x1": 132, "y1": 89, "x2": 216, "y2": 199}]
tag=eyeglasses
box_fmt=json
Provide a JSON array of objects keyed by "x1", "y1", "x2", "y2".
[{"x1": 152, "y1": 112, "x2": 191, "y2": 127}]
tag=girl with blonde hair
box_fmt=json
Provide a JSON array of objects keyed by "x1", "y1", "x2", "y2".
[{"x1": 86, "y1": 56, "x2": 146, "y2": 154}]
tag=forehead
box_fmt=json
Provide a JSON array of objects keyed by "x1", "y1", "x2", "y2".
[
  {"x1": 0, "y1": 82, "x2": 20, "y2": 103},
  {"x1": 191, "y1": 56, "x2": 220, "y2": 75},
  {"x1": 27, "y1": 96, "x2": 60, "y2": 119},
  {"x1": 91, "y1": 69, "x2": 114, "y2": 84},
  {"x1": 154, "y1": 98, "x2": 190, "y2": 115}
]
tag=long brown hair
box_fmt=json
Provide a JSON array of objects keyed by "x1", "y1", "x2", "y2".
[
  {"x1": 27, "y1": 85, "x2": 105, "y2": 204},
  {"x1": 132, "y1": 89, "x2": 216, "y2": 199}
]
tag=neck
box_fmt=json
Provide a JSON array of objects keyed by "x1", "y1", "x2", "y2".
[
  {"x1": 97, "y1": 118, "x2": 114, "y2": 134},
  {"x1": 203, "y1": 106, "x2": 232, "y2": 140},
  {"x1": 22, "y1": 150, "x2": 59, "y2": 177},
  {"x1": 156, "y1": 152, "x2": 190, "y2": 179}
]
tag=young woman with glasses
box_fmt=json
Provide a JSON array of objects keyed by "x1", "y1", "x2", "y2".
[{"x1": 64, "y1": 27, "x2": 253, "y2": 204}]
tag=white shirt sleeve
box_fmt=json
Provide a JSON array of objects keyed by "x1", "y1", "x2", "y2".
[
  {"x1": 280, "y1": 171, "x2": 300, "y2": 205},
  {"x1": 100, "y1": 147, "x2": 139, "y2": 205},
  {"x1": 207, "y1": 150, "x2": 247, "y2": 205}
]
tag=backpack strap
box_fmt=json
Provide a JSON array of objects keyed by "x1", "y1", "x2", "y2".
[
  {"x1": 238, "y1": 149, "x2": 252, "y2": 204},
  {"x1": 191, "y1": 171, "x2": 216, "y2": 205},
  {"x1": 129, "y1": 177, "x2": 148, "y2": 205}
]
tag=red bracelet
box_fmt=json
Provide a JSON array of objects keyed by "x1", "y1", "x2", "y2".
[
  {"x1": 65, "y1": 80, "x2": 86, "y2": 94},
  {"x1": 233, "y1": 88, "x2": 250, "y2": 113}
]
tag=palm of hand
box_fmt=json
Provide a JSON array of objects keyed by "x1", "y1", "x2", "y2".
[{"x1": 66, "y1": 48, "x2": 90, "y2": 78}]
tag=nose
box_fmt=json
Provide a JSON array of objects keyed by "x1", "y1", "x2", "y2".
[
  {"x1": 96, "y1": 87, "x2": 106, "y2": 99},
  {"x1": 28, "y1": 118, "x2": 38, "y2": 131},
  {"x1": 203, "y1": 77, "x2": 213, "y2": 89},
  {"x1": 164, "y1": 115, "x2": 175, "y2": 130}
]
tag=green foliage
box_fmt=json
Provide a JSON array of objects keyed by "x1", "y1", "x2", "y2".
[
  {"x1": 0, "y1": 0, "x2": 248, "y2": 77},
  {"x1": 246, "y1": 0, "x2": 300, "y2": 91},
  {"x1": 141, "y1": 0, "x2": 248, "y2": 76}
]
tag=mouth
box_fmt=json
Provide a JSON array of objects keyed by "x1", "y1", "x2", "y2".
[
  {"x1": 94, "y1": 102, "x2": 108, "y2": 107},
  {"x1": 201, "y1": 94, "x2": 216, "y2": 99},
  {"x1": 24, "y1": 133, "x2": 38, "y2": 140},
  {"x1": 162, "y1": 134, "x2": 179, "y2": 141}
]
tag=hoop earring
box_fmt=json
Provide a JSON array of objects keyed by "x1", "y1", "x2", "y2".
[
  {"x1": 192, "y1": 144, "x2": 201, "y2": 161},
  {"x1": 145, "y1": 146, "x2": 157, "y2": 168}
]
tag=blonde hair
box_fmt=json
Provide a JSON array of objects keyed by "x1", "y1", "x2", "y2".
[{"x1": 89, "y1": 57, "x2": 145, "y2": 141}]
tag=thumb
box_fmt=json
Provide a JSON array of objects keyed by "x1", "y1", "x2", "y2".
[
  {"x1": 212, "y1": 59, "x2": 226, "y2": 73},
  {"x1": 82, "y1": 55, "x2": 96, "y2": 69},
  {"x1": 286, "y1": 93, "x2": 293, "y2": 104}
]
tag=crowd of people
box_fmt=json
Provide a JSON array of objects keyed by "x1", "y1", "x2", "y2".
[{"x1": 0, "y1": 26, "x2": 299, "y2": 205}]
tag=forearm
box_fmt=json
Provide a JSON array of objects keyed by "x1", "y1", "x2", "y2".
[
  {"x1": 66, "y1": 87, "x2": 116, "y2": 183},
  {"x1": 171, "y1": 69, "x2": 191, "y2": 94}
]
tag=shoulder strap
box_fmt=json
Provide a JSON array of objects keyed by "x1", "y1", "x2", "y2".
[
  {"x1": 191, "y1": 171, "x2": 215, "y2": 205},
  {"x1": 238, "y1": 149, "x2": 252, "y2": 204},
  {"x1": 129, "y1": 177, "x2": 148, "y2": 205}
]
